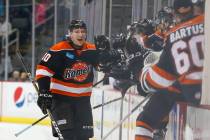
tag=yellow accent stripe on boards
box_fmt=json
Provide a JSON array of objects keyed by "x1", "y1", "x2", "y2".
[{"x1": 0, "y1": 116, "x2": 51, "y2": 126}]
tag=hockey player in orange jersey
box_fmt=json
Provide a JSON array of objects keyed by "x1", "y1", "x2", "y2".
[
  {"x1": 125, "y1": 0, "x2": 204, "y2": 139},
  {"x1": 36, "y1": 20, "x2": 120, "y2": 140}
]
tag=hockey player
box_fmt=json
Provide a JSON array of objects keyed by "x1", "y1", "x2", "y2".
[
  {"x1": 35, "y1": 20, "x2": 118, "y2": 140},
  {"x1": 146, "y1": 6, "x2": 175, "y2": 52},
  {"x1": 128, "y1": 0, "x2": 204, "y2": 139},
  {"x1": 125, "y1": 20, "x2": 168, "y2": 140},
  {"x1": 192, "y1": 0, "x2": 205, "y2": 16},
  {"x1": 126, "y1": 19, "x2": 155, "y2": 52}
]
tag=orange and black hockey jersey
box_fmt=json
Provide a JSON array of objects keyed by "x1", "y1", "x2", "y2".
[
  {"x1": 145, "y1": 30, "x2": 165, "y2": 51},
  {"x1": 140, "y1": 15, "x2": 204, "y2": 96},
  {"x1": 36, "y1": 41, "x2": 99, "y2": 97}
]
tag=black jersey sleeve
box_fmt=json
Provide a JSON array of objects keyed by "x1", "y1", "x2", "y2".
[{"x1": 36, "y1": 50, "x2": 63, "y2": 81}]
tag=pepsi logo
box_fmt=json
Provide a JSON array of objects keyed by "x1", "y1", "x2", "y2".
[{"x1": 14, "y1": 87, "x2": 25, "y2": 108}]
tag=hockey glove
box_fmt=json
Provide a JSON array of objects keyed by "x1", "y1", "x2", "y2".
[
  {"x1": 126, "y1": 46, "x2": 152, "y2": 82},
  {"x1": 94, "y1": 35, "x2": 110, "y2": 51},
  {"x1": 37, "y1": 90, "x2": 53, "y2": 115},
  {"x1": 109, "y1": 66, "x2": 131, "y2": 80},
  {"x1": 146, "y1": 34, "x2": 164, "y2": 52},
  {"x1": 99, "y1": 49, "x2": 123, "y2": 65}
]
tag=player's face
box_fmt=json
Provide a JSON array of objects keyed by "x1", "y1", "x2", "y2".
[
  {"x1": 70, "y1": 28, "x2": 87, "y2": 46},
  {"x1": 132, "y1": 33, "x2": 145, "y2": 46},
  {"x1": 193, "y1": 5, "x2": 204, "y2": 16}
]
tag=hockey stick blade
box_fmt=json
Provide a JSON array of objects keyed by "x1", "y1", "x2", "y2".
[{"x1": 14, "y1": 114, "x2": 48, "y2": 137}]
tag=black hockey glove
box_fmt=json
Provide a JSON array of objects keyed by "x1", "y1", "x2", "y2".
[
  {"x1": 126, "y1": 46, "x2": 152, "y2": 82},
  {"x1": 109, "y1": 66, "x2": 130, "y2": 80},
  {"x1": 94, "y1": 35, "x2": 110, "y2": 51},
  {"x1": 37, "y1": 90, "x2": 53, "y2": 115},
  {"x1": 125, "y1": 36, "x2": 142, "y2": 54},
  {"x1": 99, "y1": 49, "x2": 123, "y2": 65},
  {"x1": 146, "y1": 34, "x2": 164, "y2": 52}
]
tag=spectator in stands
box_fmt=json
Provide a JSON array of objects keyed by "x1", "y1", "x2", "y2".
[
  {"x1": 10, "y1": 7, "x2": 31, "y2": 44},
  {"x1": 9, "y1": 70, "x2": 20, "y2": 81},
  {"x1": 19, "y1": 71, "x2": 28, "y2": 82},
  {"x1": 0, "y1": 16, "x2": 12, "y2": 36},
  {"x1": 35, "y1": 0, "x2": 47, "y2": 35},
  {"x1": 0, "y1": 50, "x2": 13, "y2": 80},
  {"x1": 0, "y1": 16, "x2": 12, "y2": 53}
]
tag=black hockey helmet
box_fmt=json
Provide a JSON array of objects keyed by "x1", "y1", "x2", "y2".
[
  {"x1": 155, "y1": 6, "x2": 175, "y2": 31},
  {"x1": 173, "y1": 0, "x2": 193, "y2": 13},
  {"x1": 128, "y1": 19, "x2": 154, "y2": 36},
  {"x1": 192, "y1": 0, "x2": 204, "y2": 8},
  {"x1": 138, "y1": 19, "x2": 155, "y2": 36},
  {"x1": 155, "y1": 6, "x2": 174, "y2": 25},
  {"x1": 192, "y1": 0, "x2": 204, "y2": 4},
  {"x1": 69, "y1": 19, "x2": 87, "y2": 31}
]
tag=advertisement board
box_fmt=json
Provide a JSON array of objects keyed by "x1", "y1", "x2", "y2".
[
  {"x1": 0, "y1": 82, "x2": 2, "y2": 118},
  {"x1": 0, "y1": 82, "x2": 144, "y2": 140},
  {"x1": 1, "y1": 82, "x2": 44, "y2": 121}
]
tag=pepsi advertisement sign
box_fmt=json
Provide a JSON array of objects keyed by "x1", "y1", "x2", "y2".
[
  {"x1": 13, "y1": 86, "x2": 38, "y2": 108},
  {"x1": 1, "y1": 82, "x2": 43, "y2": 118},
  {"x1": 14, "y1": 87, "x2": 25, "y2": 108}
]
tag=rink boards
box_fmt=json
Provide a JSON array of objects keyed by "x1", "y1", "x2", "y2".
[
  {"x1": 167, "y1": 103, "x2": 210, "y2": 140},
  {"x1": 0, "y1": 81, "x2": 210, "y2": 140},
  {"x1": 0, "y1": 81, "x2": 142, "y2": 140}
]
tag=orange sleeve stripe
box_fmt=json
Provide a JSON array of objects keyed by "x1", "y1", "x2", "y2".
[
  {"x1": 35, "y1": 75, "x2": 46, "y2": 80},
  {"x1": 152, "y1": 65, "x2": 176, "y2": 80},
  {"x1": 154, "y1": 30, "x2": 164, "y2": 39},
  {"x1": 51, "y1": 89, "x2": 91, "y2": 97},
  {"x1": 36, "y1": 65, "x2": 55, "y2": 74},
  {"x1": 136, "y1": 121, "x2": 154, "y2": 132},
  {"x1": 146, "y1": 73, "x2": 165, "y2": 89},
  {"x1": 51, "y1": 78, "x2": 93, "y2": 88},
  {"x1": 146, "y1": 70, "x2": 181, "y2": 93},
  {"x1": 179, "y1": 79, "x2": 201, "y2": 85}
]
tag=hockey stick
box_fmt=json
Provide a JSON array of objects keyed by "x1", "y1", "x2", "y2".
[
  {"x1": 93, "y1": 97, "x2": 122, "y2": 109},
  {"x1": 13, "y1": 54, "x2": 120, "y2": 137},
  {"x1": 14, "y1": 115, "x2": 48, "y2": 137},
  {"x1": 14, "y1": 96, "x2": 122, "y2": 137},
  {"x1": 102, "y1": 93, "x2": 152, "y2": 140},
  {"x1": 15, "y1": 49, "x2": 64, "y2": 140}
]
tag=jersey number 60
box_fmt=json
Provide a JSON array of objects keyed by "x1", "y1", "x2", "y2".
[{"x1": 171, "y1": 35, "x2": 204, "y2": 74}]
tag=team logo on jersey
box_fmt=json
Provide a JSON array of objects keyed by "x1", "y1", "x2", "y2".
[
  {"x1": 64, "y1": 62, "x2": 90, "y2": 82},
  {"x1": 14, "y1": 87, "x2": 25, "y2": 108}
]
